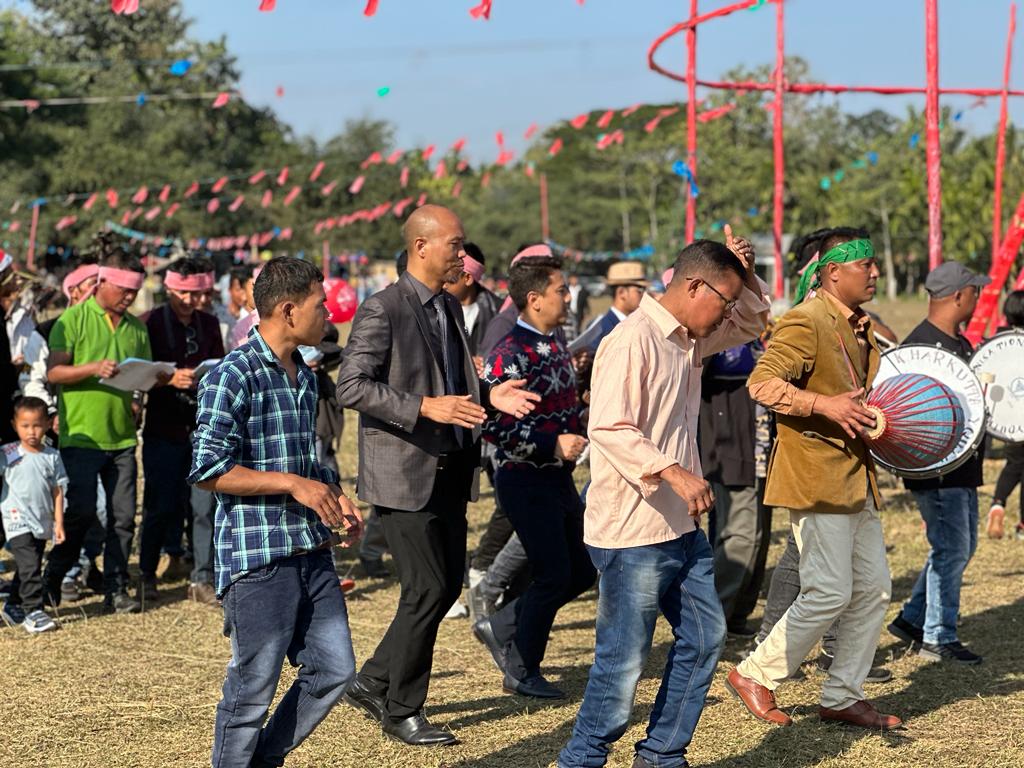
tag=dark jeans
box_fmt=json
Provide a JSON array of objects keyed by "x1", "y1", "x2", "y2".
[
  {"x1": 559, "y1": 530, "x2": 725, "y2": 768},
  {"x1": 6, "y1": 534, "x2": 47, "y2": 612},
  {"x1": 756, "y1": 532, "x2": 838, "y2": 654},
  {"x1": 899, "y1": 488, "x2": 979, "y2": 644},
  {"x1": 994, "y1": 441, "x2": 1024, "y2": 523},
  {"x1": 359, "y1": 455, "x2": 472, "y2": 723},
  {"x1": 45, "y1": 446, "x2": 137, "y2": 600},
  {"x1": 212, "y1": 550, "x2": 355, "y2": 768},
  {"x1": 139, "y1": 436, "x2": 215, "y2": 584},
  {"x1": 491, "y1": 466, "x2": 595, "y2": 679}
]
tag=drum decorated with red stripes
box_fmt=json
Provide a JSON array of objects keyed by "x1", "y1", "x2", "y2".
[
  {"x1": 870, "y1": 345, "x2": 986, "y2": 479},
  {"x1": 864, "y1": 373, "x2": 965, "y2": 471}
]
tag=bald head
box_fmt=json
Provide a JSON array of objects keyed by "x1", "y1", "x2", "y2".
[{"x1": 402, "y1": 204, "x2": 467, "y2": 290}]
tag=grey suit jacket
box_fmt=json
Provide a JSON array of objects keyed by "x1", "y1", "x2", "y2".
[{"x1": 336, "y1": 272, "x2": 484, "y2": 511}]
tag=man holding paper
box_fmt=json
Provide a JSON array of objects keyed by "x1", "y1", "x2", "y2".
[
  {"x1": 138, "y1": 257, "x2": 225, "y2": 606},
  {"x1": 43, "y1": 238, "x2": 152, "y2": 614}
]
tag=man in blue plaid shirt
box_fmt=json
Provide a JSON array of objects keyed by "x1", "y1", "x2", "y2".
[{"x1": 190, "y1": 256, "x2": 363, "y2": 768}]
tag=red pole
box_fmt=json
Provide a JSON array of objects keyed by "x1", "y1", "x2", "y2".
[
  {"x1": 925, "y1": 0, "x2": 943, "y2": 270},
  {"x1": 26, "y1": 203, "x2": 40, "y2": 272},
  {"x1": 685, "y1": 0, "x2": 698, "y2": 244},
  {"x1": 993, "y1": 2, "x2": 1016, "y2": 261},
  {"x1": 540, "y1": 172, "x2": 550, "y2": 241},
  {"x1": 771, "y1": 0, "x2": 785, "y2": 297}
]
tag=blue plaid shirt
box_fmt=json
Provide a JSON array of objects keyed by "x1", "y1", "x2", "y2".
[{"x1": 188, "y1": 329, "x2": 339, "y2": 596}]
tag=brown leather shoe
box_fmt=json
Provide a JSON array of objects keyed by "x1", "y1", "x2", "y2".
[
  {"x1": 726, "y1": 668, "x2": 792, "y2": 726},
  {"x1": 819, "y1": 700, "x2": 903, "y2": 730},
  {"x1": 187, "y1": 582, "x2": 219, "y2": 607}
]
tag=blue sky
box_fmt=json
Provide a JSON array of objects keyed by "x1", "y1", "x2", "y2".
[{"x1": 182, "y1": 1, "x2": 1022, "y2": 161}]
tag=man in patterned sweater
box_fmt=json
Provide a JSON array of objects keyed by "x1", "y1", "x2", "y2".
[{"x1": 473, "y1": 254, "x2": 595, "y2": 700}]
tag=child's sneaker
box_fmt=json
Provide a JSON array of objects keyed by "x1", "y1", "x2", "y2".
[
  {"x1": 22, "y1": 609, "x2": 57, "y2": 634},
  {"x1": 986, "y1": 505, "x2": 1006, "y2": 539},
  {"x1": 1, "y1": 601, "x2": 26, "y2": 628}
]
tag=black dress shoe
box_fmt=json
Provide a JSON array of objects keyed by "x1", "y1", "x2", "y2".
[
  {"x1": 472, "y1": 617, "x2": 507, "y2": 672},
  {"x1": 502, "y1": 672, "x2": 565, "y2": 699},
  {"x1": 381, "y1": 712, "x2": 458, "y2": 746},
  {"x1": 343, "y1": 677, "x2": 386, "y2": 723}
]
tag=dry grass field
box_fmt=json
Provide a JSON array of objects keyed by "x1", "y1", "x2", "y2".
[{"x1": 2, "y1": 295, "x2": 1023, "y2": 767}]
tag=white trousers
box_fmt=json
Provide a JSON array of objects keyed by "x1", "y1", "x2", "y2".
[{"x1": 736, "y1": 498, "x2": 891, "y2": 709}]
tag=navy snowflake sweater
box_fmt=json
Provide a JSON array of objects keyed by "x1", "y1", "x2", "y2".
[{"x1": 483, "y1": 322, "x2": 582, "y2": 470}]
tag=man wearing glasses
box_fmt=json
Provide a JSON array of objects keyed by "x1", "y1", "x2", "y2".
[
  {"x1": 570, "y1": 261, "x2": 649, "y2": 355},
  {"x1": 138, "y1": 257, "x2": 225, "y2": 605}
]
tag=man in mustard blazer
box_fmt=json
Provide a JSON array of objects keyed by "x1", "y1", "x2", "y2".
[{"x1": 725, "y1": 233, "x2": 902, "y2": 731}]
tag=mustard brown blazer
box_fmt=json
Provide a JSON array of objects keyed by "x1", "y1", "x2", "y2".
[{"x1": 748, "y1": 292, "x2": 883, "y2": 514}]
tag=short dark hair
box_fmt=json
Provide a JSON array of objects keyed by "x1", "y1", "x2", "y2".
[
  {"x1": 671, "y1": 240, "x2": 744, "y2": 284},
  {"x1": 464, "y1": 242, "x2": 486, "y2": 265},
  {"x1": 508, "y1": 255, "x2": 563, "y2": 311},
  {"x1": 229, "y1": 265, "x2": 253, "y2": 288},
  {"x1": 253, "y1": 257, "x2": 323, "y2": 317},
  {"x1": 93, "y1": 232, "x2": 143, "y2": 273},
  {"x1": 166, "y1": 257, "x2": 208, "y2": 277},
  {"x1": 13, "y1": 396, "x2": 49, "y2": 419},
  {"x1": 1004, "y1": 290, "x2": 1024, "y2": 328}
]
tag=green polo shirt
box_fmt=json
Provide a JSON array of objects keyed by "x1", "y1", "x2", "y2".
[{"x1": 49, "y1": 297, "x2": 152, "y2": 450}]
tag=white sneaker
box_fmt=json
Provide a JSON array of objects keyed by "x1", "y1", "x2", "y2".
[
  {"x1": 443, "y1": 599, "x2": 469, "y2": 620},
  {"x1": 23, "y1": 609, "x2": 57, "y2": 633}
]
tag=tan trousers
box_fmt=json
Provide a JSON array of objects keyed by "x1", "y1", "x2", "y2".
[{"x1": 736, "y1": 498, "x2": 891, "y2": 709}]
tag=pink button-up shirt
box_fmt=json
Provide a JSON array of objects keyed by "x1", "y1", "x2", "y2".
[{"x1": 585, "y1": 283, "x2": 770, "y2": 549}]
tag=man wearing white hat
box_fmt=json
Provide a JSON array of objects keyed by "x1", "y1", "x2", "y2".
[{"x1": 570, "y1": 261, "x2": 649, "y2": 355}]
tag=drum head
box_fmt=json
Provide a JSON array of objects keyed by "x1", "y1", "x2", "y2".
[
  {"x1": 970, "y1": 331, "x2": 1024, "y2": 444},
  {"x1": 872, "y1": 344, "x2": 986, "y2": 479}
]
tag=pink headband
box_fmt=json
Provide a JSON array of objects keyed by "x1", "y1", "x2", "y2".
[
  {"x1": 661, "y1": 268, "x2": 675, "y2": 286},
  {"x1": 62, "y1": 264, "x2": 100, "y2": 300},
  {"x1": 462, "y1": 254, "x2": 485, "y2": 283},
  {"x1": 511, "y1": 244, "x2": 552, "y2": 266},
  {"x1": 165, "y1": 271, "x2": 209, "y2": 292},
  {"x1": 98, "y1": 266, "x2": 145, "y2": 291},
  {"x1": 200, "y1": 272, "x2": 215, "y2": 291}
]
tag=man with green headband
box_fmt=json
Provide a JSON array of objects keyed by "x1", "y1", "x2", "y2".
[{"x1": 725, "y1": 231, "x2": 903, "y2": 731}]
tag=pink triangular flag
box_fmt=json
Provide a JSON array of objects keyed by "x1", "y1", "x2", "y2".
[
  {"x1": 452, "y1": 181, "x2": 462, "y2": 198},
  {"x1": 596, "y1": 109, "x2": 614, "y2": 128},
  {"x1": 261, "y1": 190, "x2": 273, "y2": 208},
  {"x1": 416, "y1": 193, "x2": 427, "y2": 207},
  {"x1": 212, "y1": 92, "x2": 231, "y2": 109},
  {"x1": 158, "y1": 185, "x2": 170, "y2": 203},
  {"x1": 524, "y1": 123, "x2": 538, "y2": 140},
  {"x1": 211, "y1": 176, "x2": 229, "y2": 193},
  {"x1": 421, "y1": 145, "x2": 435, "y2": 161},
  {"x1": 259, "y1": 0, "x2": 276, "y2": 11},
  {"x1": 495, "y1": 131, "x2": 505, "y2": 147},
  {"x1": 144, "y1": 207, "x2": 161, "y2": 221},
  {"x1": 82, "y1": 193, "x2": 98, "y2": 211},
  {"x1": 321, "y1": 181, "x2": 338, "y2": 196},
  {"x1": 111, "y1": 0, "x2": 140, "y2": 15},
  {"x1": 386, "y1": 150, "x2": 403, "y2": 165},
  {"x1": 207, "y1": 198, "x2": 221, "y2": 214},
  {"x1": 131, "y1": 186, "x2": 148, "y2": 204},
  {"x1": 283, "y1": 186, "x2": 301, "y2": 206},
  {"x1": 184, "y1": 181, "x2": 199, "y2": 198},
  {"x1": 399, "y1": 166, "x2": 410, "y2": 188},
  {"x1": 105, "y1": 189, "x2": 119, "y2": 208},
  {"x1": 364, "y1": 0, "x2": 379, "y2": 16},
  {"x1": 309, "y1": 161, "x2": 326, "y2": 181},
  {"x1": 570, "y1": 114, "x2": 589, "y2": 129},
  {"x1": 621, "y1": 103, "x2": 642, "y2": 117},
  {"x1": 434, "y1": 161, "x2": 447, "y2": 180},
  {"x1": 249, "y1": 170, "x2": 267, "y2": 185},
  {"x1": 548, "y1": 138, "x2": 564, "y2": 157},
  {"x1": 276, "y1": 167, "x2": 289, "y2": 186},
  {"x1": 165, "y1": 203, "x2": 180, "y2": 218},
  {"x1": 229, "y1": 195, "x2": 245, "y2": 212},
  {"x1": 348, "y1": 176, "x2": 366, "y2": 195},
  {"x1": 469, "y1": 0, "x2": 492, "y2": 20},
  {"x1": 450, "y1": 137, "x2": 467, "y2": 153}
]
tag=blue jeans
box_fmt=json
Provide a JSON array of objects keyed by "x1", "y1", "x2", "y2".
[
  {"x1": 900, "y1": 488, "x2": 978, "y2": 645},
  {"x1": 212, "y1": 550, "x2": 355, "y2": 768},
  {"x1": 559, "y1": 530, "x2": 725, "y2": 768}
]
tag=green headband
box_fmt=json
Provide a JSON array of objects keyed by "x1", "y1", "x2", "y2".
[{"x1": 794, "y1": 238, "x2": 875, "y2": 303}]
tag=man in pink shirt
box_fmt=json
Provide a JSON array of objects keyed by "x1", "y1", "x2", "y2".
[{"x1": 558, "y1": 232, "x2": 769, "y2": 768}]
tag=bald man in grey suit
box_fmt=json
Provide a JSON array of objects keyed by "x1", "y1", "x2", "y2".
[{"x1": 336, "y1": 205, "x2": 539, "y2": 747}]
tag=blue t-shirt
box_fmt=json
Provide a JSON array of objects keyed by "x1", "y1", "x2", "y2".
[{"x1": 0, "y1": 443, "x2": 68, "y2": 541}]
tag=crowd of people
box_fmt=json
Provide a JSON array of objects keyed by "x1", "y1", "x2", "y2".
[{"x1": 0, "y1": 207, "x2": 1013, "y2": 767}]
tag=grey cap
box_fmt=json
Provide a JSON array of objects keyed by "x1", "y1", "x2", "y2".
[{"x1": 924, "y1": 261, "x2": 991, "y2": 298}]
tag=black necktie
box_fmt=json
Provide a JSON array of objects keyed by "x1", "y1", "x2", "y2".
[{"x1": 431, "y1": 295, "x2": 464, "y2": 446}]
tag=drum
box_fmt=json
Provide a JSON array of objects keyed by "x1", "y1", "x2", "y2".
[
  {"x1": 969, "y1": 331, "x2": 1024, "y2": 444},
  {"x1": 871, "y1": 344, "x2": 986, "y2": 479},
  {"x1": 863, "y1": 373, "x2": 965, "y2": 470}
]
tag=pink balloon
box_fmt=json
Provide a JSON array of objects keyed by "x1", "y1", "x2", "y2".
[{"x1": 324, "y1": 278, "x2": 358, "y2": 323}]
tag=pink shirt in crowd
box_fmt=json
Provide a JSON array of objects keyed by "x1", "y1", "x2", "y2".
[{"x1": 584, "y1": 283, "x2": 770, "y2": 549}]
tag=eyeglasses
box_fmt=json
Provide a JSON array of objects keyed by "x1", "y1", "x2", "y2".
[
  {"x1": 684, "y1": 277, "x2": 737, "y2": 312},
  {"x1": 185, "y1": 325, "x2": 199, "y2": 356}
]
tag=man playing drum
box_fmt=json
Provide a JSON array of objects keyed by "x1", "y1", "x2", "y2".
[
  {"x1": 726, "y1": 232, "x2": 902, "y2": 730},
  {"x1": 887, "y1": 262, "x2": 989, "y2": 665}
]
